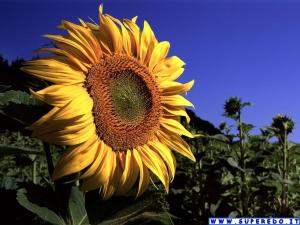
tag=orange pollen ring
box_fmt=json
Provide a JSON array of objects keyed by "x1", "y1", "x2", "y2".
[{"x1": 85, "y1": 54, "x2": 162, "y2": 151}]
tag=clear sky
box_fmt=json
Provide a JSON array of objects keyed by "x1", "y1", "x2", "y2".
[{"x1": 0, "y1": 0, "x2": 299, "y2": 142}]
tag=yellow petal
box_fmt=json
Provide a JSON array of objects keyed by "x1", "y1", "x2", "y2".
[
  {"x1": 35, "y1": 117, "x2": 93, "y2": 139},
  {"x1": 133, "y1": 149, "x2": 150, "y2": 197},
  {"x1": 160, "y1": 117, "x2": 193, "y2": 138},
  {"x1": 57, "y1": 135, "x2": 98, "y2": 164},
  {"x1": 161, "y1": 95, "x2": 194, "y2": 108},
  {"x1": 80, "y1": 140, "x2": 106, "y2": 179},
  {"x1": 121, "y1": 23, "x2": 132, "y2": 55},
  {"x1": 139, "y1": 21, "x2": 156, "y2": 65},
  {"x1": 47, "y1": 91, "x2": 93, "y2": 120},
  {"x1": 22, "y1": 58, "x2": 85, "y2": 85},
  {"x1": 36, "y1": 48, "x2": 88, "y2": 73},
  {"x1": 167, "y1": 68, "x2": 185, "y2": 81},
  {"x1": 101, "y1": 161, "x2": 121, "y2": 200},
  {"x1": 153, "y1": 56, "x2": 185, "y2": 75},
  {"x1": 55, "y1": 42, "x2": 92, "y2": 69},
  {"x1": 149, "y1": 140, "x2": 176, "y2": 181},
  {"x1": 163, "y1": 106, "x2": 190, "y2": 123},
  {"x1": 117, "y1": 150, "x2": 139, "y2": 195},
  {"x1": 32, "y1": 114, "x2": 93, "y2": 137},
  {"x1": 107, "y1": 15, "x2": 134, "y2": 56},
  {"x1": 43, "y1": 34, "x2": 95, "y2": 64},
  {"x1": 60, "y1": 22, "x2": 96, "y2": 61},
  {"x1": 30, "y1": 110, "x2": 89, "y2": 131},
  {"x1": 81, "y1": 145, "x2": 116, "y2": 192},
  {"x1": 131, "y1": 16, "x2": 138, "y2": 23},
  {"x1": 117, "y1": 151, "x2": 126, "y2": 171},
  {"x1": 160, "y1": 80, "x2": 194, "y2": 96},
  {"x1": 149, "y1": 41, "x2": 170, "y2": 72},
  {"x1": 138, "y1": 145, "x2": 169, "y2": 192},
  {"x1": 157, "y1": 68, "x2": 185, "y2": 83},
  {"x1": 96, "y1": 145, "x2": 117, "y2": 184},
  {"x1": 52, "y1": 137, "x2": 98, "y2": 180},
  {"x1": 85, "y1": 21, "x2": 99, "y2": 30},
  {"x1": 36, "y1": 123, "x2": 96, "y2": 145},
  {"x1": 99, "y1": 7, "x2": 122, "y2": 53},
  {"x1": 30, "y1": 85, "x2": 87, "y2": 107},
  {"x1": 31, "y1": 93, "x2": 93, "y2": 135},
  {"x1": 157, "y1": 130, "x2": 195, "y2": 162},
  {"x1": 22, "y1": 69, "x2": 84, "y2": 85},
  {"x1": 28, "y1": 107, "x2": 60, "y2": 130},
  {"x1": 60, "y1": 20, "x2": 102, "y2": 62},
  {"x1": 123, "y1": 19, "x2": 140, "y2": 57}
]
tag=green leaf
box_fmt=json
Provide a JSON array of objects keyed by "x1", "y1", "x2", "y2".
[
  {"x1": 0, "y1": 144, "x2": 43, "y2": 157},
  {"x1": 86, "y1": 191, "x2": 171, "y2": 225},
  {"x1": 270, "y1": 172, "x2": 283, "y2": 182},
  {"x1": 0, "y1": 90, "x2": 43, "y2": 107},
  {"x1": 2, "y1": 177, "x2": 18, "y2": 190},
  {"x1": 98, "y1": 211, "x2": 173, "y2": 225},
  {"x1": 240, "y1": 122, "x2": 255, "y2": 134},
  {"x1": 222, "y1": 113, "x2": 238, "y2": 120},
  {"x1": 228, "y1": 211, "x2": 239, "y2": 217},
  {"x1": 210, "y1": 198, "x2": 223, "y2": 216},
  {"x1": 227, "y1": 157, "x2": 238, "y2": 168},
  {"x1": 289, "y1": 144, "x2": 300, "y2": 154},
  {"x1": 284, "y1": 179, "x2": 295, "y2": 185},
  {"x1": 241, "y1": 102, "x2": 252, "y2": 108},
  {"x1": 293, "y1": 210, "x2": 300, "y2": 217},
  {"x1": 226, "y1": 157, "x2": 245, "y2": 173},
  {"x1": 17, "y1": 187, "x2": 65, "y2": 225},
  {"x1": 69, "y1": 187, "x2": 89, "y2": 225},
  {"x1": 0, "y1": 85, "x2": 11, "y2": 92},
  {"x1": 0, "y1": 90, "x2": 49, "y2": 126},
  {"x1": 206, "y1": 134, "x2": 230, "y2": 143},
  {"x1": 131, "y1": 211, "x2": 174, "y2": 225},
  {"x1": 97, "y1": 194, "x2": 156, "y2": 225}
]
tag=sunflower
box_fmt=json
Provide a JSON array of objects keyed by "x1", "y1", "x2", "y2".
[{"x1": 22, "y1": 5, "x2": 195, "y2": 199}]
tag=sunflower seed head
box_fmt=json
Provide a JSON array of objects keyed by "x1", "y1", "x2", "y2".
[
  {"x1": 271, "y1": 114, "x2": 295, "y2": 134},
  {"x1": 224, "y1": 97, "x2": 241, "y2": 116}
]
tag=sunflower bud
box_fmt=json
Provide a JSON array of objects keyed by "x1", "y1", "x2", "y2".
[
  {"x1": 224, "y1": 97, "x2": 241, "y2": 116},
  {"x1": 271, "y1": 114, "x2": 295, "y2": 135}
]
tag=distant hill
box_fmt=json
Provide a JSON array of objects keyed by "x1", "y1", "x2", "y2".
[{"x1": 185, "y1": 109, "x2": 221, "y2": 135}]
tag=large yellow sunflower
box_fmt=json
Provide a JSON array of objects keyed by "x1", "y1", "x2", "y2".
[{"x1": 22, "y1": 5, "x2": 195, "y2": 199}]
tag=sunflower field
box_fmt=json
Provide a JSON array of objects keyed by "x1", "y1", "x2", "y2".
[
  {"x1": 1, "y1": 55, "x2": 299, "y2": 224},
  {"x1": 0, "y1": 5, "x2": 300, "y2": 225}
]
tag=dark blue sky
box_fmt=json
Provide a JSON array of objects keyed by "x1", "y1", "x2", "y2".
[{"x1": 1, "y1": 0, "x2": 299, "y2": 141}]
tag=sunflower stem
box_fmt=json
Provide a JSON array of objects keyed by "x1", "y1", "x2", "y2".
[
  {"x1": 280, "y1": 128, "x2": 288, "y2": 215},
  {"x1": 237, "y1": 111, "x2": 248, "y2": 216},
  {"x1": 43, "y1": 143, "x2": 54, "y2": 177},
  {"x1": 42, "y1": 143, "x2": 72, "y2": 223},
  {"x1": 32, "y1": 157, "x2": 37, "y2": 184},
  {"x1": 54, "y1": 180, "x2": 73, "y2": 224}
]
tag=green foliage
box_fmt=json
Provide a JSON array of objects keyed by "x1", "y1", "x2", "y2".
[
  {"x1": 69, "y1": 187, "x2": 89, "y2": 225},
  {"x1": 17, "y1": 186, "x2": 65, "y2": 225},
  {"x1": 0, "y1": 90, "x2": 49, "y2": 126},
  {"x1": 85, "y1": 191, "x2": 172, "y2": 225},
  {"x1": 16, "y1": 185, "x2": 89, "y2": 225},
  {"x1": 0, "y1": 90, "x2": 44, "y2": 107},
  {"x1": 16, "y1": 184, "x2": 172, "y2": 225},
  {"x1": 0, "y1": 57, "x2": 299, "y2": 224},
  {"x1": 167, "y1": 106, "x2": 299, "y2": 224}
]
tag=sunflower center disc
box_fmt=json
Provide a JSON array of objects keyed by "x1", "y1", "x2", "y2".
[
  {"x1": 86, "y1": 54, "x2": 161, "y2": 151},
  {"x1": 110, "y1": 70, "x2": 151, "y2": 123}
]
